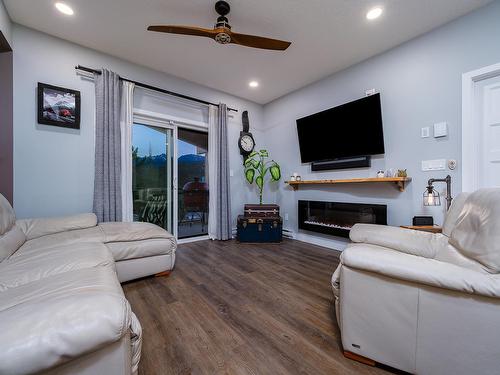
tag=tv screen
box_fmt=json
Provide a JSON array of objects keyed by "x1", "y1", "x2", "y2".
[{"x1": 296, "y1": 94, "x2": 385, "y2": 163}]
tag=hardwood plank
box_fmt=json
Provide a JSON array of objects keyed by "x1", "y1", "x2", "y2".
[{"x1": 123, "y1": 239, "x2": 394, "y2": 374}]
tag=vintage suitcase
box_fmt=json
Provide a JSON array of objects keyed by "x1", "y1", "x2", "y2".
[
  {"x1": 237, "y1": 215, "x2": 283, "y2": 243},
  {"x1": 244, "y1": 204, "x2": 280, "y2": 218}
]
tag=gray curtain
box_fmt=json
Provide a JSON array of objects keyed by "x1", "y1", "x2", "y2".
[
  {"x1": 93, "y1": 69, "x2": 122, "y2": 222},
  {"x1": 216, "y1": 104, "x2": 232, "y2": 240}
]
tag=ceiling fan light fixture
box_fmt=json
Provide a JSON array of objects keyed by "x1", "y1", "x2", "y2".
[
  {"x1": 55, "y1": 2, "x2": 74, "y2": 16},
  {"x1": 249, "y1": 81, "x2": 259, "y2": 88},
  {"x1": 366, "y1": 7, "x2": 383, "y2": 20}
]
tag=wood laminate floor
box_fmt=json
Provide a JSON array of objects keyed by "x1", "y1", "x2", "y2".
[{"x1": 123, "y1": 239, "x2": 390, "y2": 375}]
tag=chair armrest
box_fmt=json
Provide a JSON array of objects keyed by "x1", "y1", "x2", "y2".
[
  {"x1": 350, "y1": 223, "x2": 440, "y2": 259},
  {"x1": 16, "y1": 213, "x2": 97, "y2": 240},
  {"x1": 341, "y1": 244, "x2": 500, "y2": 298}
]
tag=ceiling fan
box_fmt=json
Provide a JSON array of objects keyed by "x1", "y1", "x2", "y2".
[{"x1": 147, "y1": 1, "x2": 291, "y2": 51}]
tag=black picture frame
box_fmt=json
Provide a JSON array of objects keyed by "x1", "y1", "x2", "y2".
[{"x1": 37, "y1": 82, "x2": 81, "y2": 129}]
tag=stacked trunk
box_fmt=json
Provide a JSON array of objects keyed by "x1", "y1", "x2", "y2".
[{"x1": 237, "y1": 204, "x2": 282, "y2": 243}]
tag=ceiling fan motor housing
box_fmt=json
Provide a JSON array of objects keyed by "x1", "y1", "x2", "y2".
[{"x1": 214, "y1": 1, "x2": 232, "y2": 44}]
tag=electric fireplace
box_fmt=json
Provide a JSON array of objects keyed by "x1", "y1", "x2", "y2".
[{"x1": 298, "y1": 200, "x2": 387, "y2": 238}]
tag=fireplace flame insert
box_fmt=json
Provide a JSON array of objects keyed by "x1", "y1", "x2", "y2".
[{"x1": 298, "y1": 200, "x2": 387, "y2": 238}]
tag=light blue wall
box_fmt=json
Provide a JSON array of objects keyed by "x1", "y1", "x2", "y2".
[
  {"x1": 12, "y1": 25, "x2": 265, "y2": 221},
  {"x1": 0, "y1": 0, "x2": 11, "y2": 46},
  {"x1": 262, "y1": 0, "x2": 500, "y2": 249}
]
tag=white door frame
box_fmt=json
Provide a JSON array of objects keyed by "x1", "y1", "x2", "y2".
[
  {"x1": 132, "y1": 109, "x2": 209, "y2": 241},
  {"x1": 462, "y1": 62, "x2": 500, "y2": 191}
]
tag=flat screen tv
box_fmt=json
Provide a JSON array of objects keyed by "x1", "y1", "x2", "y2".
[{"x1": 296, "y1": 93, "x2": 384, "y2": 163}]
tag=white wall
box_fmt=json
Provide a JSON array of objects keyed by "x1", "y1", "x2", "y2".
[
  {"x1": 0, "y1": 0, "x2": 11, "y2": 46},
  {"x1": 13, "y1": 25, "x2": 265, "y2": 225},
  {"x1": 263, "y1": 0, "x2": 500, "y2": 249}
]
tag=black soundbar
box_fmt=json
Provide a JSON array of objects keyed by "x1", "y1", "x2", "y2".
[{"x1": 311, "y1": 156, "x2": 371, "y2": 171}]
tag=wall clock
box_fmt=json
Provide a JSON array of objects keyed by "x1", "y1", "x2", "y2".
[{"x1": 238, "y1": 110, "x2": 255, "y2": 163}]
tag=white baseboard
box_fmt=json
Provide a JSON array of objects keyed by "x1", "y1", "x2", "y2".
[
  {"x1": 293, "y1": 231, "x2": 349, "y2": 251},
  {"x1": 178, "y1": 235, "x2": 209, "y2": 244}
]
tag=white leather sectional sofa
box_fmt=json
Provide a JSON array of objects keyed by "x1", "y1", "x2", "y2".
[
  {"x1": 0, "y1": 194, "x2": 176, "y2": 375},
  {"x1": 332, "y1": 188, "x2": 500, "y2": 375}
]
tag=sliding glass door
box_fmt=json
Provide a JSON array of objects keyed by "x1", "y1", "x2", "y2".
[
  {"x1": 132, "y1": 123, "x2": 174, "y2": 234},
  {"x1": 177, "y1": 128, "x2": 209, "y2": 239},
  {"x1": 131, "y1": 119, "x2": 209, "y2": 239}
]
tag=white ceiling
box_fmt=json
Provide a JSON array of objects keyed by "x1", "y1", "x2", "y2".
[{"x1": 5, "y1": 0, "x2": 492, "y2": 104}]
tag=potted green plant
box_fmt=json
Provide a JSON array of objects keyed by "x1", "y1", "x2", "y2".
[{"x1": 244, "y1": 150, "x2": 281, "y2": 204}]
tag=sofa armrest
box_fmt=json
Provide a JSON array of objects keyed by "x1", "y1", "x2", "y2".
[
  {"x1": 16, "y1": 213, "x2": 98, "y2": 240},
  {"x1": 341, "y1": 244, "x2": 500, "y2": 298},
  {"x1": 350, "y1": 223, "x2": 440, "y2": 259}
]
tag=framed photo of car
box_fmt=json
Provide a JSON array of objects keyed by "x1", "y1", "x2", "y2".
[{"x1": 37, "y1": 83, "x2": 81, "y2": 129}]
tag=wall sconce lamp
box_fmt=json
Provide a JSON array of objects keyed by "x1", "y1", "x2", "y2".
[{"x1": 423, "y1": 175, "x2": 452, "y2": 210}]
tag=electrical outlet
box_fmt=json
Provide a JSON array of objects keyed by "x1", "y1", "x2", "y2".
[
  {"x1": 285, "y1": 213, "x2": 289, "y2": 221},
  {"x1": 229, "y1": 169, "x2": 234, "y2": 177},
  {"x1": 422, "y1": 159, "x2": 446, "y2": 171}
]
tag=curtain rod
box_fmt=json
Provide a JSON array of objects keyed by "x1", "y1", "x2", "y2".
[{"x1": 75, "y1": 65, "x2": 238, "y2": 112}]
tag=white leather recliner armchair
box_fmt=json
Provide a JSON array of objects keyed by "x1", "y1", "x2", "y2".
[{"x1": 332, "y1": 188, "x2": 500, "y2": 375}]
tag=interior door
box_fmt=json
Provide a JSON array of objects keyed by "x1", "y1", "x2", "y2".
[
  {"x1": 132, "y1": 123, "x2": 174, "y2": 234},
  {"x1": 475, "y1": 75, "x2": 500, "y2": 188}
]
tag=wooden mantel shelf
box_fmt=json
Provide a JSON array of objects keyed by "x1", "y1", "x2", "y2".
[{"x1": 285, "y1": 177, "x2": 412, "y2": 192}]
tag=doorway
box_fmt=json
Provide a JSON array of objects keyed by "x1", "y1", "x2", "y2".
[
  {"x1": 462, "y1": 63, "x2": 500, "y2": 190},
  {"x1": 131, "y1": 115, "x2": 209, "y2": 240},
  {"x1": 177, "y1": 128, "x2": 209, "y2": 239}
]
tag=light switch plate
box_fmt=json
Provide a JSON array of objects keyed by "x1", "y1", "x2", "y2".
[
  {"x1": 422, "y1": 159, "x2": 446, "y2": 171},
  {"x1": 434, "y1": 122, "x2": 448, "y2": 138},
  {"x1": 421, "y1": 127, "x2": 430, "y2": 138}
]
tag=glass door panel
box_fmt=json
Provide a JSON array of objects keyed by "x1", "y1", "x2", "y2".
[
  {"x1": 132, "y1": 123, "x2": 174, "y2": 234},
  {"x1": 177, "y1": 128, "x2": 209, "y2": 239}
]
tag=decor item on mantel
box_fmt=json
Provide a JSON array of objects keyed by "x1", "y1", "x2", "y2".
[
  {"x1": 244, "y1": 150, "x2": 281, "y2": 204},
  {"x1": 397, "y1": 169, "x2": 408, "y2": 177}
]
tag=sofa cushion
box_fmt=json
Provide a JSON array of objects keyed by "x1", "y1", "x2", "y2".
[
  {"x1": 0, "y1": 225, "x2": 26, "y2": 262},
  {"x1": 0, "y1": 194, "x2": 25, "y2": 262},
  {"x1": 99, "y1": 221, "x2": 174, "y2": 242},
  {"x1": 15, "y1": 226, "x2": 105, "y2": 255},
  {"x1": 107, "y1": 237, "x2": 176, "y2": 261},
  {"x1": 450, "y1": 188, "x2": 500, "y2": 273},
  {"x1": 16, "y1": 213, "x2": 98, "y2": 241},
  {"x1": 442, "y1": 192, "x2": 470, "y2": 237},
  {"x1": 341, "y1": 243, "x2": 500, "y2": 298},
  {"x1": 350, "y1": 223, "x2": 438, "y2": 259},
  {"x1": 0, "y1": 242, "x2": 114, "y2": 291},
  {"x1": 0, "y1": 193, "x2": 15, "y2": 236},
  {"x1": 0, "y1": 267, "x2": 132, "y2": 375}
]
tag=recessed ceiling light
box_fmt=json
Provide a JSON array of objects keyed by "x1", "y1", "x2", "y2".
[
  {"x1": 366, "y1": 7, "x2": 383, "y2": 20},
  {"x1": 55, "y1": 2, "x2": 74, "y2": 16},
  {"x1": 249, "y1": 81, "x2": 259, "y2": 88}
]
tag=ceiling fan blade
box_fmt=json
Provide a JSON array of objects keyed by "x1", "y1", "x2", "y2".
[
  {"x1": 230, "y1": 32, "x2": 291, "y2": 51},
  {"x1": 147, "y1": 25, "x2": 217, "y2": 39}
]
